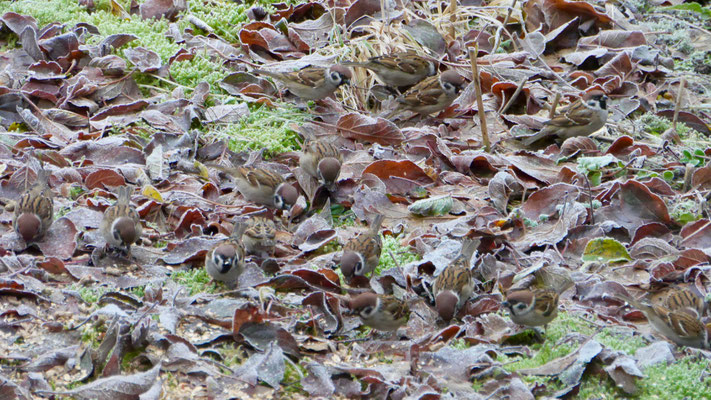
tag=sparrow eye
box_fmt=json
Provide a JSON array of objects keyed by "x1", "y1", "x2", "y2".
[
  {"x1": 514, "y1": 303, "x2": 528, "y2": 311},
  {"x1": 273, "y1": 194, "x2": 284, "y2": 209},
  {"x1": 354, "y1": 261, "x2": 364, "y2": 275}
]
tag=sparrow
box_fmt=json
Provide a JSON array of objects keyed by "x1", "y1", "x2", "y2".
[
  {"x1": 348, "y1": 292, "x2": 409, "y2": 332},
  {"x1": 432, "y1": 240, "x2": 477, "y2": 322},
  {"x1": 299, "y1": 139, "x2": 342, "y2": 191},
  {"x1": 521, "y1": 91, "x2": 608, "y2": 146},
  {"x1": 340, "y1": 214, "x2": 384, "y2": 282},
  {"x1": 241, "y1": 216, "x2": 276, "y2": 257},
  {"x1": 341, "y1": 52, "x2": 436, "y2": 87},
  {"x1": 229, "y1": 167, "x2": 299, "y2": 210},
  {"x1": 501, "y1": 288, "x2": 560, "y2": 328},
  {"x1": 617, "y1": 292, "x2": 709, "y2": 349},
  {"x1": 205, "y1": 223, "x2": 247, "y2": 284},
  {"x1": 100, "y1": 186, "x2": 143, "y2": 254},
  {"x1": 389, "y1": 70, "x2": 466, "y2": 117},
  {"x1": 252, "y1": 65, "x2": 352, "y2": 101},
  {"x1": 13, "y1": 166, "x2": 54, "y2": 243}
]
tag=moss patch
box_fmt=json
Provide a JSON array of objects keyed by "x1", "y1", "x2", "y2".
[{"x1": 170, "y1": 267, "x2": 217, "y2": 295}]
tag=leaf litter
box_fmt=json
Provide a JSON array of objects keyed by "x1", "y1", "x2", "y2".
[{"x1": 2, "y1": 0, "x2": 711, "y2": 398}]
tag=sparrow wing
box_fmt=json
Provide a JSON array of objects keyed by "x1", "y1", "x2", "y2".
[
  {"x1": 665, "y1": 290, "x2": 704, "y2": 316},
  {"x1": 291, "y1": 66, "x2": 327, "y2": 88},
  {"x1": 383, "y1": 296, "x2": 409, "y2": 321},
  {"x1": 545, "y1": 99, "x2": 591, "y2": 128},
  {"x1": 371, "y1": 52, "x2": 425, "y2": 74},
  {"x1": 239, "y1": 167, "x2": 283, "y2": 188},
  {"x1": 307, "y1": 141, "x2": 342, "y2": 161},
  {"x1": 666, "y1": 309, "x2": 705, "y2": 339},
  {"x1": 397, "y1": 75, "x2": 442, "y2": 107},
  {"x1": 246, "y1": 217, "x2": 276, "y2": 241},
  {"x1": 533, "y1": 289, "x2": 559, "y2": 317}
]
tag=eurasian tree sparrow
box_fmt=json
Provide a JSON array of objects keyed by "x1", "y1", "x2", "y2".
[
  {"x1": 100, "y1": 186, "x2": 142, "y2": 254},
  {"x1": 342, "y1": 52, "x2": 436, "y2": 87},
  {"x1": 229, "y1": 167, "x2": 299, "y2": 210},
  {"x1": 241, "y1": 216, "x2": 276, "y2": 257},
  {"x1": 205, "y1": 223, "x2": 247, "y2": 284},
  {"x1": 13, "y1": 166, "x2": 53, "y2": 243},
  {"x1": 348, "y1": 292, "x2": 409, "y2": 332},
  {"x1": 433, "y1": 239, "x2": 477, "y2": 322},
  {"x1": 617, "y1": 292, "x2": 709, "y2": 349},
  {"x1": 390, "y1": 70, "x2": 466, "y2": 117},
  {"x1": 253, "y1": 65, "x2": 352, "y2": 101},
  {"x1": 522, "y1": 91, "x2": 608, "y2": 146},
  {"x1": 299, "y1": 139, "x2": 342, "y2": 191},
  {"x1": 340, "y1": 214, "x2": 384, "y2": 282},
  {"x1": 501, "y1": 288, "x2": 560, "y2": 328}
]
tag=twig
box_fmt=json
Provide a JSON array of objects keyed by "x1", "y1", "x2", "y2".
[
  {"x1": 491, "y1": 0, "x2": 518, "y2": 55},
  {"x1": 388, "y1": 249, "x2": 401, "y2": 270},
  {"x1": 549, "y1": 91, "x2": 561, "y2": 119},
  {"x1": 469, "y1": 45, "x2": 490, "y2": 152},
  {"x1": 683, "y1": 163, "x2": 694, "y2": 193},
  {"x1": 498, "y1": 76, "x2": 527, "y2": 115},
  {"x1": 673, "y1": 77, "x2": 686, "y2": 133},
  {"x1": 584, "y1": 175, "x2": 595, "y2": 225}
]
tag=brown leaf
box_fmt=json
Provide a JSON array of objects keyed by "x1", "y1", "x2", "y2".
[
  {"x1": 84, "y1": 169, "x2": 126, "y2": 189},
  {"x1": 140, "y1": 0, "x2": 186, "y2": 20},
  {"x1": 336, "y1": 113, "x2": 404, "y2": 145},
  {"x1": 361, "y1": 160, "x2": 434, "y2": 193},
  {"x1": 123, "y1": 47, "x2": 162, "y2": 72},
  {"x1": 36, "y1": 218, "x2": 77, "y2": 260}
]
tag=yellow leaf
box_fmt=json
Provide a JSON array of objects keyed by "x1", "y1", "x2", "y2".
[{"x1": 142, "y1": 185, "x2": 163, "y2": 202}]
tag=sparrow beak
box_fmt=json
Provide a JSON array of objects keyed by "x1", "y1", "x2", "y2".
[{"x1": 501, "y1": 301, "x2": 510, "y2": 308}]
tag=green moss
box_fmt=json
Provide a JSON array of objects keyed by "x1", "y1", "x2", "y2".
[
  {"x1": 331, "y1": 205, "x2": 357, "y2": 227},
  {"x1": 69, "y1": 284, "x2": 109, "y2": 304},
  {"x1": 120, "y1": 347, "x2": 144, "y2": 370},
  {"x1": 595, "y1": 329, "x2": 647, "y2": 355},
  {"x1": 637, "y1": 113, "x2": 691, "y2": 137},
  {"x1": 282, "y1": 360, "x2": 308, "y2": 395},
  {"x1": 670, "y1": 199, "x2": 703, "y2": 225},
  {"x1": 640, "y1": 357, "x2": 711, "y2": 399},
  {"x1": 79, "y1": 324, "x2": 104, "y2": 348},
  {"x1": 178, "y1": 1, "x2": 256, "y2": 43},
  {"x1": 219, "y1": 343, "x2": 249, "y2": 367},
  {"x1": 214, "y1": 105, "x2": 307, "y2": 156},
  {"x1": 170, "y1": 267, "x2": 217, "y2": 295},
  {"x1": 170, "y1": 57, "x2": 228, "y2": 90},
  {"x1": 497, "y1": 311, "x2": 711, "y2": 398},
  {"x1": 130, "y1": 285, "x2": 145, "y2": 298},
  {"x1": 374, "y1": 235, "x2": 419, "y2": 275}
]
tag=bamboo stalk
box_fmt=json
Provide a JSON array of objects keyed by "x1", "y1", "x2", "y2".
[{"x1": 469, "y1": 45, "x2": 490, "y2": 152}]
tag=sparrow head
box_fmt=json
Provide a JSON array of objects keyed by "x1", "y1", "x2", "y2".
[
  {"x1": 274, "y1": 183, "x2": 299, "y2": 210},
  {"x1": 15, "y1": 213, "x2": 42, "y2": 242},
  {"x1": 583, "y1": 90, "x2": 608, "y2": 110},
  {"x1": 111, "y1": 217, "x2": 138, "y2": 246},
  {"x1": 501, "y1": 290, "x2": 535, "y2": 316},
  {"x1": 211, "y1": 243, "x2": 241, "y2": 274},
  {"x1": 435, "y1": 291, "x2": 460, "y2": 322},
  {"x1": 317, "y1": 157, "x2": 341, "y2": 189},
  {"x1": 439, "y1": 70, "x2": 466, "y2": 97},
  {"x1": 340, "y1": 251, "x2": 365, "y2": 279},
  {"x1": 328, "y1": 65, "x2": 352, "y2": 86},
  {"x1": 349, "y1": 292, "x2": 379, "y2": 318}
]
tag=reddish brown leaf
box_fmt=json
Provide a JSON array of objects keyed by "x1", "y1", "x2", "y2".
[
  {"x1": 84, "y1": 169, "x2": 125, "y2": 189},
  {"x1": 336, "y1": 113, "x2": 404, "y2": 145}
]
